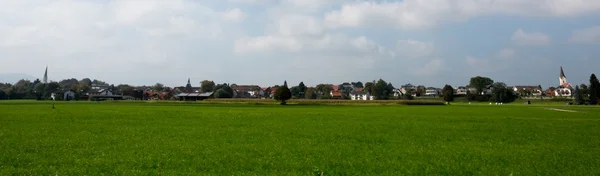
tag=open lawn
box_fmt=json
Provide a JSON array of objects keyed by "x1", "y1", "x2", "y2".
[{"x1": 1, "y1": 101, "x2": 599, "y2": 175}]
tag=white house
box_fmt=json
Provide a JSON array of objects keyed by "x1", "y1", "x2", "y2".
[
  {"x1": 350, "y1": 88, "x2": 373, "y2": 100},
  {"x1": 393, "y1": 89, "x2": 402, "y2": 97},
  {"x1": 456, "y1": 86, "x2": 468, "y2": 95},
  {"x1": 425, "y1": 88, "x2": 439, "y2": 96},
  {"x1": 512, "y1": 86, "x2": 543, "y2": 96}
]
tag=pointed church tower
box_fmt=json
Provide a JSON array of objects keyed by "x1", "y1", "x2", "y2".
[
  {"x1": 559, "y1": 66, "x2": 568, "y2": 86},
  {"x1": 185, "y1": 78, "x2": 193, "y2": 93},
  {"x1": 43, "y1": 66, "x2": 48, "y2": 84}
]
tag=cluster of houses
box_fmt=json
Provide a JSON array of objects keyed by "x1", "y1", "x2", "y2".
[{"x1": 46, "y1": 66, "x2": 576, "y2": 101}]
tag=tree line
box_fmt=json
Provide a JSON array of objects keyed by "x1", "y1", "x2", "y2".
[{"x1": 2, "y1": 74, "x2": 599, "y2": 105}]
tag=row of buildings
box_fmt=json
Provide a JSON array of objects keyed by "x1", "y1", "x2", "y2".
[{"x1": 46, "y1": 66, "x2": 575, "y2": 101}]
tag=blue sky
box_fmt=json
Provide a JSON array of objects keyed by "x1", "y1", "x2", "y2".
[{"x1": 0, "y1": 0, "x2": 599, "y2": 89}]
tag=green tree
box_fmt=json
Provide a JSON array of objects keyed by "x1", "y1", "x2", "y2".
[
  {"x1": 274, "y1": 81, "x2": 292, "y2": 105},
  {"x1": 305, "y1": 87, "x2": 317, "y2": 99},
  {"x1": 59, "y1": 78, "x2": 79, "y2": 89},
  {"x1": 152, "y1": 83, "x2": 165, "y2": 92},
  {"x1": 34, "y1": 83, "x2": 46, "y2": 99},
  {"x1": 44, "y1": 82, "x2": 61, "y2": 98},
  {"x1": 364, "y1": 81, "x2": 375, "y2": 95},
  {"x1": 469, "y1": 76, "x2": 494, "y2": 94},
  {"x1": 291, "y1": 86, "x2": 301, "y2": 98},
  {"x1": 315, "y1": 84, "x2": 332, "y2": 96},
  {"x1": 298, "y1": 82, "x2": 307, "y2": 98},
  {"x1": 351, "y1": 82, "x2": 364, "y2": 88},
  {"x1": 373, "y1": 79, "x2": 393, "y2": 100},
  {"x1": 214, "y1": 89, "x2": 230, "y2": 98},
  {"x1": 79, "y1": 78, "x2": 92, "y2": 86},
  {"x1": 416, "y1": 85, "x2": 426, "y2": 97},
  {"x1": 580, "y1": 84, "x2": 589, "y2": 97},
  {"x1": 200, "y1": 80, "x2": 216, "y2": 93},
  {"x1": 92, "y1": 79, "x2": 106, "y2": 85},
  {"x1": 491, "y1": 82, "x2": 516, "y2": 103},
  {"x1": 442, "y1": 85, "x2": 454, "y2": 102},
  {"x1": 338, "y1": 83, "x2": 353, "y2": 100},
  {"x1": 590, "y1": 74, "x2": 599, "y2": 105},
  {"x1": 214, "y1": 83, "x2": 234, "y2": 98},
  {"x1": 118, "y1": 84, "x2": 135, "y2": 96},
  {"x1": 573, "y1": 85, "x2": 584, "y2": 105},
  {"x1": 0, "y1": 89, "x2": 7, "y2": 100}
]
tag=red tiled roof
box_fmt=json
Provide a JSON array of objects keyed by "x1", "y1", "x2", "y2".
[
  {"x1": 331, "y1": 90, "x2": 342, "y2": 97},
  {"x1": 560, "y1": 83, "x2": 572, "y2": 88}
]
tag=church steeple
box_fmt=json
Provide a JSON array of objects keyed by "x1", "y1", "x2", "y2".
[
  {"x1": 559, "y1": 66, "x2": 569, "y2": 86},
  {"x1": 185, "y1": 78, "x2": 193, "y2": 93},
  {"x1": 43, "y1": 66, "x2": 48, "y2": 84}
]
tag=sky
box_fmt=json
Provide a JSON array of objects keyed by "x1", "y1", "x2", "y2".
[{"x1": 1, "y1": 0, "x2": 599, "y2": 88}]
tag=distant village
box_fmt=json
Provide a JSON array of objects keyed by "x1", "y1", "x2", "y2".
[{"x1": 0, "y1": 66, "x2": 591, "y2": 103}]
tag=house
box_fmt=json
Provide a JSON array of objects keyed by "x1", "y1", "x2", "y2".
[
  {"x1": 400, "y1": 84, "x2": 416, "y2": 94},
  {"x1": 143, "y1": 90, "x2": 171, "y2": 100},
  {"x1": 425, "y1": 87, "x2": 440, "y2": 96},
  {"x1": 393, "y1": 88, "x2": 402, "y2": 97},
  {"x1": 512, "y1": 86, "x2": 543, "y2": 96},
  {"x1": 330, "y1": 85, "x2": 342, "y2": 98},
  {"x1": 268, "y1": 87, "x2": 278, "y2": 98},
  {"x1": 177, "y1": 92, "x2": 214, "y2": 101},
  {"x1": 350, "y1": 88, "x2": 373, "y2": 100},
  {"x1": 63, "y1": 89, "x2": 75, "y2": 101},
  {"x1": 545, "y1": 89, "x2": 556, "y2": 97},
  {"x1": 232, "y1": 85, "x2": 263, "y2": 98},
  {"x1": 89, "y1": 89, "x2": 114, "y2": 96},
  {"x1": 456, "y1": 86, "x2": 468, "y2": 95},
  {"x1": 87, "y1": 89, "x2": 123, "y2": 101},
  {"x1": 330, "y1": 90, "x2": 342, "y2": 99}
]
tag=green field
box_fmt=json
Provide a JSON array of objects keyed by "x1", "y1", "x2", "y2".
[{"x1": 1, "y1": 101, "x2": 599, "y2": 175}]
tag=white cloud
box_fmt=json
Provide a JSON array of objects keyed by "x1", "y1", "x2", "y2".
[
  {"x1": 234, "y1": 34, "x2": 387, "y2": 56},
  {"x1": 465, "y1": 56, "x2": 492, "y2": 73},
  {"x1": 569, "y1": 26, "x2": 600, "y2": 44},
  {"x1": 415, "y1": 59, "x2": 444, "y2": 76},
  {"x1": 497, "y1": 48, "x2": 517, "y2": 59},
  {"x1": 324, "y1": 0, "x2": 600, "y2": 29},
  {"x1": 222, "y1": 8, "x2": 246, "y2": 22},
  {"x1": 272, "y1": 14, "x2": 324, "y2": 36},
  {"x1": 0, "y1": 0, "x2": 244, "y2": 85},
  {"x1": 393, "y1": 40, "x2": 434, "y2": 58},
  {"x1": 511, "y1": 28, "x2": 551, "y2": 46},
  {"x1": 234, "y1": 13, "x2": 388, "y2": 57}
]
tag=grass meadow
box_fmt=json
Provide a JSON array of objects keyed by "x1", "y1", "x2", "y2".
[{"x1": 1, "y1": 101, "x2": 599, "y2": 175}]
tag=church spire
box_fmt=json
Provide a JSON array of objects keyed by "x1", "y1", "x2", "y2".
[
  {"x1": 559, "y1": 66, "x2": 569, "y2": 86},
  {"x1": 185, "y1": 78, "x2": 193, "y2": 93},
  {"x1": 43, "y1": 66, "x2": 48, "y2": 84}
]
